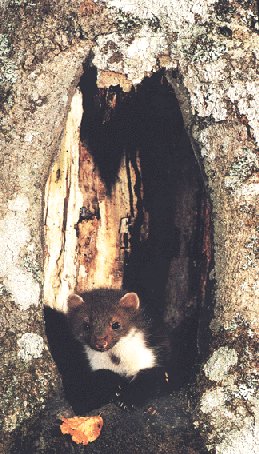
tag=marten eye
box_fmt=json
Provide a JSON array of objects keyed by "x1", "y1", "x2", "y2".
[
  {"x1": 112, "y1": 321, "x2": 121, "y2": 330},
  {"x1": 83, "y1": 321, "x2": 90, "y2": 331}
]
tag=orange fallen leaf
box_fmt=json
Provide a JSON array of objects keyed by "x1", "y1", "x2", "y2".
[{"x1": 60, "y1": 415, "x2": 103, "y2": 445}]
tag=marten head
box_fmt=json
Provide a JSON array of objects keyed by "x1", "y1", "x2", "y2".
[{"x1": 67, "y1": 289, "x2": 141, "y2": 352}]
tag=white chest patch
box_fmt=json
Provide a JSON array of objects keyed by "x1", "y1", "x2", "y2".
[{"x1": 84, "y1": 329, "x2": 157, "y2": 378}]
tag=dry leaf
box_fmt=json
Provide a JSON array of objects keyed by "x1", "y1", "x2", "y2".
[{"x1": 60, "y1": 415, "x2": 103, "y2": 445}]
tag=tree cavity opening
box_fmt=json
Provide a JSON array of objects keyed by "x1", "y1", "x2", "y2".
[{"x1": 44, "y1": 66, "x2": 214, "y2": 401}]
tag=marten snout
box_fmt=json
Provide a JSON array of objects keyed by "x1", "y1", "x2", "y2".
[{"x1": 94, "y1": 336, "x2": 109, "y2": 351}]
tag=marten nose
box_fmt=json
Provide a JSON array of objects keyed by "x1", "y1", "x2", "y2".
[{"x1": 95, "y1": 337, "x2": 108, "y2": 351}]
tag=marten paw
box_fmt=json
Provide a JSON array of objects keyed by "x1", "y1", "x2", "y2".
[
  {"x1": 115, "y1": 398, "x2": 136, "y2": 411},
  {"x1": 116, "y1": 399, "x2": 135, "y2": 412},
  {"x1": 114, "y1": 387, "x2": 136, "y2": 412}
]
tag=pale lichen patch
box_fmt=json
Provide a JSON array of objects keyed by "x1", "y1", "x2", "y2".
[
  {"x1": 7, "y1": 194, "x2": 30, "y2": 212},
  {"x1": 200, "y1": 387, "x2": 226, "y2": 414},
  {"x1": 216, "y1": 423, "x2": 259, "y2": 454},
  {"x1": 102, "y1": 0, "x2": 218, "y2": 30},
  {"x1": 17, "y1": 332, "x2": 45, "y2": 362},
  {"x1": 3, "y1": 412, "x2": 18, "y2": 433},
  {"x1": 200, "y1": 384, "x2": 258, "y2": 451},
  {"x1": 0, "y1": 195, "x2": 40, "y2": 309},
  {"x1": 8, "y1": 268, "x2": 40, "y2": 310},
  {"x1": 93, "y1": 25, "x2": 169, "y2": 86},
  {"x1": 228, "y1": 80, "x2": 259, "y2": 145},
  {"x1": 204, "y1": 346, "x2": 238, "y2": 383},
  {"x1": 224, "y1": 149, "x2": 258, "y2": 191}
]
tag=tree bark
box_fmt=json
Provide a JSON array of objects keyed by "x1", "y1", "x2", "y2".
[{"x1": 0, "y1": 1, "x2": 258, "y2": 452}]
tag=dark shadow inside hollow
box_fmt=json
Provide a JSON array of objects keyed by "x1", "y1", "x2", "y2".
[
  {"x1": 79, "y1": 66, "x2": 214, "y2": 388},
  {"x1": 44, "y1": 306, "x2": 90, "y2": 414}
]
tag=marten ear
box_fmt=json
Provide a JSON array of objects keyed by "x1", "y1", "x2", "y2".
[
  {"x1": 67, "y1": 293, "x2": 84, "y2": 312},
  {"x1": 119, "y1": 292, "x2": 140, "y2": 310}
]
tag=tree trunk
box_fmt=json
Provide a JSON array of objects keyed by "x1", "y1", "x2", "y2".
[{"x1": 0, "y1": 1, "x2": 258, "y2": 453}]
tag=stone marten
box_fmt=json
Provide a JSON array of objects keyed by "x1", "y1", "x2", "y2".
[{"x1": 67, "y1": 289, "x2": 170, "y2": 411}]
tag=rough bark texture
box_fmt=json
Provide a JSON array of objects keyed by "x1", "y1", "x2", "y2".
[{"x1": 0, "y1": 1, "x2": 258, "y2": 453}]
